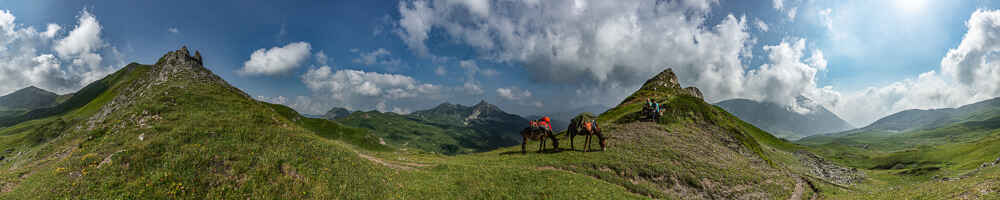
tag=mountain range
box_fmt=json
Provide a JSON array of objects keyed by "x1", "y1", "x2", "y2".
[
  {"x1": 0, "y1": 48, "x2": 848, "y2": 198},
  {"x1": 799, "y1": 96, "x2": 1000, "y2": 151},
  {"x1": 4, "y1": 47, "x2": 998, "y2": 198},
  {"x1": 854, "y1": 97, "x2": 1000, "y2": 133},
  {"x1": 715, "y1": 97, "x2": 854, "y2": 140},
  {"x1": 329, "y1": 100, "x2": 526, "y2": 154}
]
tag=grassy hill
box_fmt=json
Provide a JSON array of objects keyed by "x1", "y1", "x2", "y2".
[
  {"x1": 0, "y1": 47, "x2": 396, "y2": 198},
  {"x1": 0, "y1": 49, "x2": 853, "y2": 199},
  {"x1": 796, "y1": 99, "x2": 1000, "y2": 199}
]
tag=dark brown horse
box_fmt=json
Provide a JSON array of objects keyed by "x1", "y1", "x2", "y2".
[
  {"x1": 568, "y1": 114, "x2": 606, "y2": 152},
  {"x1": 520, "y1": 126, "x2": 557, "y2": 154}
]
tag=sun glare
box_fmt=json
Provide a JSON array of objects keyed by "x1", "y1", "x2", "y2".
[{"x1": 896, "y1": 0, "x2": 927, "y2": 14}]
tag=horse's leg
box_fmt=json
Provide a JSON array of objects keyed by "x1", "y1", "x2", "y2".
[
  {"x1": 585, "y1": 133, "x2": 591, "y2": 152},
  {"x1": 566, "y1": 131, "x2": 576, "y2": 150},
  {"x1": 522, "y1": 136, "x2": 527, "y2": 154},
  {"x1": 539, "y1": 134, "x2": 545, "y2": 152},
  {"x1": 547, "y1": 131, "x2": 557, "y2": 150},
  {"x1": 597, "y1": 131, "x2": 607, "y2": 151}
]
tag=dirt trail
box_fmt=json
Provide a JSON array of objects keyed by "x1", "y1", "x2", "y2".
[
  {"x1": 353, "y1": 151, "x2": 431, "y2": 170},
  {"x1": 789, "y1": 177, "x2": 805, "y2": 200}
]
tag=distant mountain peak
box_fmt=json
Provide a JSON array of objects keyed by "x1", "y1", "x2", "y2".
[
  {"x1": 472, "y1": 100, "x2": 498, "y2": 111},
  {"x1": 11, "y1": 85, "x2": 53, "y2": 95},
  {"x1": 715, "y1": 98, "x2": 854, "y2": 139},
  {"x1": 0, "y1": 85, "x2": 59, "y2": 110},
  {"x1": 322, "y1": 107, "x2": 352, "y2": 120},
  {"x1": 475, "y1": 99, "x2": 489, "y2": 106},
  {"x1": 23, "y1": 85, "x2": 43, "y2": 91}
]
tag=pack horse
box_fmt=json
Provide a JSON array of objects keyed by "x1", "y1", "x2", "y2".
[{"x1": 521, "y1": 117, "x2": 558, "y2": 154}]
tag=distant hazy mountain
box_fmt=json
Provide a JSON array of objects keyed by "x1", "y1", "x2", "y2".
[
  {"x1": 334, "y1": 100, "x2": 528, "y2": 154},
  {"x1": 0, "y1": 86, "x2": 59, "y2": 110},
  {"x1": 798, "y1": 97, "x2": 1000, "y2": 161},
  {"x1": 715, "y1": 97, "x2": 853, "y2": 139},
  {"x1": 322, "y1": 107, "x2": 352, "y2": 120},
  {"x1": 857, "y1": 97, "x2": 1000, "y2": 132},
  {"x1": 0, "y1": 86, "x2": 70, "y2": 119}
]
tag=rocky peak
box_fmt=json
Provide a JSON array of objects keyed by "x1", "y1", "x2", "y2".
[
  {"x1": 151, "y1": 46, "x2": 223, "y2": 85},
  {"x1": 472, "y1": 100, "x2": 498, "y2": 112},
  {"x1": 86, "y1": 46, "x2": 249, "y2": 130},
  {"x1": 620, "y1": 68, "x2": 704, "y2": 106},
  {"x1": 644, "y1": 68, "x2": 682, "y2": 89}
]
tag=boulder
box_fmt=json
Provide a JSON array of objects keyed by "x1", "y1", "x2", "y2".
[{"x1": 684, "y1": 86, "x2": 703, "y2": 100}]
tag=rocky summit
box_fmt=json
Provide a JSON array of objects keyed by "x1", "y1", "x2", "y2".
[{"x1": 618, "y1": 68, "x2": 704, "y2": 107}]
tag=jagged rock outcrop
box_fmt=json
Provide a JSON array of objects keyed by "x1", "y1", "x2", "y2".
[
  {"x1": 465, "y1": 100, "x2": 501, "y2": 123},
  {"x1": 684, "y1": 86, "x2": 703, "y2": 100},
  {"x1": 88, "y1": 46, "x2": 247, "y2": 130},
  {"x1": 646, "y1": 68, "x2": 682, "y2": 90}
]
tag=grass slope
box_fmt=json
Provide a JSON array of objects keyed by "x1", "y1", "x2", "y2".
[
  {"x1": 0, "y1": 49, "x2": 662, "y2": 199},
  {"x1": 798, "y1": 110, "x2": 1000, "y2": 198}
]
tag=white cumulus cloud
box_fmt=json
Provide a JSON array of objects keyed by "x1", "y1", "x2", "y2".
[
  {"x1": 239, "y1": 42, "x2": 312, "y2": 76},
  {"x1": 814, "y1": 9, "x2": 1000, "y2": 126},
  {"x1": 743, "y1": 38, "x2": 827, "y2": 114},
  {"x1": 299, "y1": 66, "x2": 445, "y2": 113},
  {"x1": 496, "y1": 87, "x2": 532, "y2": 101},
  {"x1": 395, "y1": 0, "x2": 754, "y2": 108},
  {"x1": 54, "y1": 10, "x2": 105, "y2": 59},
  {"x1": 0, "y1": 9, "x2": 121, "y2": 95}
]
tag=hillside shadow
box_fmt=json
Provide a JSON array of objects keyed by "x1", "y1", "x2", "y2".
[{"x1": 498, "y1": 148, "x2": 605, "y2": 155}]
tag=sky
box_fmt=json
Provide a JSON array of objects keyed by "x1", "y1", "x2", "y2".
[{"x1": 2, "y1": 0, "x2": 1000, "y2": 127}]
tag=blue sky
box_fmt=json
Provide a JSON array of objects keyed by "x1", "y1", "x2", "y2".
[{"x1": 2, "y1": 0, "x2": 1000, "y2": 126}]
